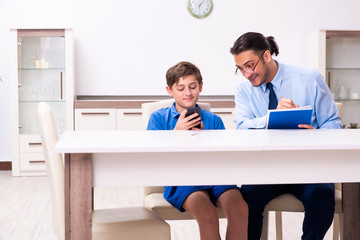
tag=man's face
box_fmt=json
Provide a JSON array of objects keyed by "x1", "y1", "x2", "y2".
[
  {"x1": 234, "y1": 50, "x2": 270, "y2": 87},
  {"x1": 166, "y1": 74, "x2": 203, "y2": 113}
]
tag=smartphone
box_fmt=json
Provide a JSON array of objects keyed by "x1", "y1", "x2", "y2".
[{"x1": 185, "y1": 106, "x2": 201, "y2": 129}]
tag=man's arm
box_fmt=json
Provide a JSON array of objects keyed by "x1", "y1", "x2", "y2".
[
  {"x1": 314, "y1": 74, "x2": 342, "y2": 129},
  {"x1": 234, "y1": 84, "x2": 267, "y2": 129}
]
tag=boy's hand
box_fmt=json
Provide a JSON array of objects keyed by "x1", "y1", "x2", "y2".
[
  {"x1": 174, "y1": 110, "x2": 202, "y2": 130},
  {"x1": 191, "y1": 121, "x2": 204, "y2": 130}
]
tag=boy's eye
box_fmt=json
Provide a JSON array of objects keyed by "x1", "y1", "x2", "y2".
[{"x1": 177, "y1": 87, "x2": 184, "y2": 91}]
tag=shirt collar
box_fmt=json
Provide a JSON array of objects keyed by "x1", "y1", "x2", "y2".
[
  {"x1": 260, "y1": 60, "x2": 283, "y2": 92},
  {"x1": 170, "y1": 102, "x2": 200, "y2": 119},
  {"x1": 170, "y1": 102, "x2": 180, "y2": 118}
]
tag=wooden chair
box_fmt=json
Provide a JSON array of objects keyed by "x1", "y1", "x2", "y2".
[
  {"x1": 37, "y1": 102, "x2": 171, "y2": 240},
  {"x1": 261, "y1": 102, "x2": 344, "y2": 240}
]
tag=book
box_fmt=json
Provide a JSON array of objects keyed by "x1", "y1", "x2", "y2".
[{"x1": 266, "y1": 106, "x2": 313, "y2": 129}]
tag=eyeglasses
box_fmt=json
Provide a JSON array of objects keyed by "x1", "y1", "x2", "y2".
[{"x1": 235, "y1": 50, "x2": 266, "y2": 76}]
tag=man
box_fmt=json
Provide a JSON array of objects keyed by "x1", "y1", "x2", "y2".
[{"x1": 230, "y1": 32, "x2": 342, "y2": 240}]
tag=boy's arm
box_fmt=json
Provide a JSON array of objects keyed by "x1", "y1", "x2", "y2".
[{"x1": 146, "y1": 112, "x2": 165, "y2": 130}]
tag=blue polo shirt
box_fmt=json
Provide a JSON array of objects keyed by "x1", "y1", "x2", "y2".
[
  {"x1": 146, "y1": 102, "x2": 240, "y2": 212},
  {"x1": 146, "y1": 102, "x2": 225, "y2": 130}
]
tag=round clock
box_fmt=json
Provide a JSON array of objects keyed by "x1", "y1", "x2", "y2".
[{"x1": 188, "y1": 0, "x2": 213, "y2": 19}]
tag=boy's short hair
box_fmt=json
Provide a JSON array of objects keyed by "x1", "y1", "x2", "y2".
[{"x1": 166, "y1": 61, "x2": 202, "y2": 88}]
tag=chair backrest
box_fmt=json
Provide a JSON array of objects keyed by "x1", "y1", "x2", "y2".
[
  {"x1": 141, "y1": 99, "x2": 211, "y2": 196},
  {"x1": 37, "y1": 102, "x2": 65, "y2": 240},
  {"x1": 141, "y1": 99, "x2": 211, "y2": 130},
  {"x1": 335, "y1": 102, "x2": 343, "y2": 124}
]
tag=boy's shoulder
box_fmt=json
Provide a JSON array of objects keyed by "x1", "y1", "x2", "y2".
[{"x1": 201, "y1": 109, "x2": 221, "y2": 119}]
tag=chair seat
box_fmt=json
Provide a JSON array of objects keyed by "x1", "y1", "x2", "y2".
[
  {"x1": 265, "y1": 189, "x2": 342, "y2": 213},
  {"x1": 92, "y1": 207, "x2": 170, "y2": 240},
  {"x1": 144, "y1": 193, "x2": 226, "y2": 220}
]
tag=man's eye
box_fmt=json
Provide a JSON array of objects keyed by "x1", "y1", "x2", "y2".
[
  {"x1": 246, "y1": 64, "x2": 254, "y2": 69},
  {"x1": 177, "y1": 88, "x2": 184, "y2": 91}
]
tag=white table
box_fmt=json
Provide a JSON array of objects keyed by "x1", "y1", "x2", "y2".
[{"x1": 55, "y1": 129, "x2": 360, "y2": 240}]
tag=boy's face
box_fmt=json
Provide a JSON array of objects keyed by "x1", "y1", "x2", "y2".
[{"x1": 166, "y1": 74, "x2": 203, "y2": 113}]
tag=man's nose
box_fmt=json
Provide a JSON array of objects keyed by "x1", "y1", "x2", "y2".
[{"x1": 243, "y1": 71, "x2": 253, "y2": 78}]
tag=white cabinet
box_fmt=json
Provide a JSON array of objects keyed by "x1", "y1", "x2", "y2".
[
  {"x1": 308, "y1": 30, "x2": 360, "y2": 127},
  {"x1": 74, "y1": 108, "x2": 143, "y2": 131},
  {"x1": 11, "y1": 29, "x2": 74, "y2": 176},
  {"x1": 75, "y1": 109, "x2": 117, "y2": 130},
  {"x1": 211, "y1": 108, "x2": 236, "y2": 129},
  {"x1": 74, "y1": 106, "x2": 235, "y2": 130},
  {"x1": 116, "y1": 109, "x2": 143, "y2": 130}
]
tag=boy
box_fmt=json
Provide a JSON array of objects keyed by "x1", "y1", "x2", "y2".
[{"x1": 147, "y1": 61, "x2": 248, "y2": 240}]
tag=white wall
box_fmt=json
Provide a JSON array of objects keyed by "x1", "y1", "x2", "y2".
[{"x1": 1, "y1": 0, "x2": 360, "y2": 161}]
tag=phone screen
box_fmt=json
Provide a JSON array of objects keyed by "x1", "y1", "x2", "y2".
[{"x1": 185, "y1": 107, "x2": 201, "y2": 129}]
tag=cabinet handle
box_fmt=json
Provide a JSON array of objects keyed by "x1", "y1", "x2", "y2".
[
  {"x1": 60, "y1": 72, "x2": 63, "y2": 100},
  {"x1": 29, "y1": 160, "x2": 45, "y2": 164},
  {"x1": 212, "y1": 112, "x2": 233, "y2": 114},
  {"x1": 18, "y1": 83, "x2": 22, "y2": 88},
  {"x1": 123, "y1": 112, "x2": 142, "y2": 115},
  {"x1": 28, "y1": 142, "x2": 42, "y2": 146},
  {"x1": 81, "y1": 112, "x2": 110, "y2": 115}
]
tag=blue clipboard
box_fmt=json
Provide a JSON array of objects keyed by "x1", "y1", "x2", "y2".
[{"x1": 266, "y1": 106, "x2": 313, "y2": 129}]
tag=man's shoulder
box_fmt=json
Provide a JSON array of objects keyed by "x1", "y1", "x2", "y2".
[
  {"x1": 282, "y1": 63, "x2": 320, "y2": 77},
  {"x1": 236, "y1": 79, "x2": 253, "y2": 90}
]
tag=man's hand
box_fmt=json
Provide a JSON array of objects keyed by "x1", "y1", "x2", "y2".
[
  {"x1": 277, "y1": 97, "x2": 299, "y2": 109},
  {"x1": 298, "y1": 124, "x2": 314, "y2": 129},
  {"x1": 277, "y1": 97, "x2": 313, "y2": 129},
  {"x1": 174, "y1": 110, "x2": 202, "y2": 130}
]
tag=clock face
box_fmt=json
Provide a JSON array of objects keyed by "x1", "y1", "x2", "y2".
[{"x1": 188, "y1": 0, "x2": 213, "y2": 19}]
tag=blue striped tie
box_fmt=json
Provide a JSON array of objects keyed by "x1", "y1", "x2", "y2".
[{"x1": 266, "y1": 82, "x2": 278, "y2": 110}]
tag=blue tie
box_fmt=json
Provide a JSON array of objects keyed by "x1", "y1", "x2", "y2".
[{"x1": 266, "y1": 82, "x2": 278, "y2": 110}]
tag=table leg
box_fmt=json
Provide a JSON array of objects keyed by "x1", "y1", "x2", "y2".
[
  {"x1": 342, "y1": 183, "x2": 360, "y2": 240},
  {"x1": 65, "y1": 153, "x2": 93, "y2": 240}
]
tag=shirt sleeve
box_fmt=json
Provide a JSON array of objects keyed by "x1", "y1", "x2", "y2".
[
  {"x1": 313, "y1": 74, "x2": 342, "y2": 129},
  {"x1": 234, "y1": 84, "x2": 267, "y2": 129},
  {"x1": 214, "y1": 115, "x2": 225, "y2": 130},
  {"x1": 146, "y1": 112, "x2": 165, "y2": 130}
]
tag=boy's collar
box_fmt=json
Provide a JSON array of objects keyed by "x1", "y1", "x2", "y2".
[{"x1": 170, "y1": 102, "x2": 200, "y2": 118}]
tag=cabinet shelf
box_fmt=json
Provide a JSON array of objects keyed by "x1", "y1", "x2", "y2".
[
  {"x1": 19, "y1": 68, "x2": 65, "y2": 71},
  {"x1": 334, "y1": 99, "x2": 360, "y2": 102},
  {"x1": 327, "y1": 68, "x2": 360, "y2": 71},
  {"x1": 19, "y1": 100, "x2": 66, "y2": 103}
]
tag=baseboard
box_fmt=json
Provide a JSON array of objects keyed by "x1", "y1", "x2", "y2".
[{"x1": 0, "y1": 161, "x2": 12, "y2": 170}]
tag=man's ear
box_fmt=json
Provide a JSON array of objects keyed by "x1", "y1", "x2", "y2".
[
  {"x1": 264, "y1": 50, "x2": 272, "y2": 63},
  {"x1": 166, "y1": 86, "x2": 173, "y2": 97}
]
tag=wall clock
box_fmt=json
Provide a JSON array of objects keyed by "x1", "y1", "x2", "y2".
[{"x1": 187, "y1": 0, "x2": 213, "y2": 19}]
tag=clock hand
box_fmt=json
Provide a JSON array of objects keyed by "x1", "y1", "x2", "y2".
[{"x1": 198, "y1": 0, "x2": 205, "y2": 9}]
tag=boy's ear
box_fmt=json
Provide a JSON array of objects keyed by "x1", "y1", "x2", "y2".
[
  {"x1": 166, "y1": 86, "x2": 173, "y2": 97},
  {"x1": 199, "y1": 82, "x2": 203, "y2": 93}
]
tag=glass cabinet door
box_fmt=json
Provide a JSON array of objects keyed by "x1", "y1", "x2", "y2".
[{"x1": 18, "y1": 30, "x2": 67, "y2": 135}]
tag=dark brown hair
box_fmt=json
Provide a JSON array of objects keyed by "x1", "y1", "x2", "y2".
[
  {"x1": 166, "y1": 61, "x2": 202, "y2": 88},
  {"x1": 230, "y1": 32, "x2": 279, "y2": 56}
]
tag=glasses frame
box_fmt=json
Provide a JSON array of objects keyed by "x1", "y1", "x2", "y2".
[{"x1": 235, "y1": 50, "x2": 267, "y2": 76}]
